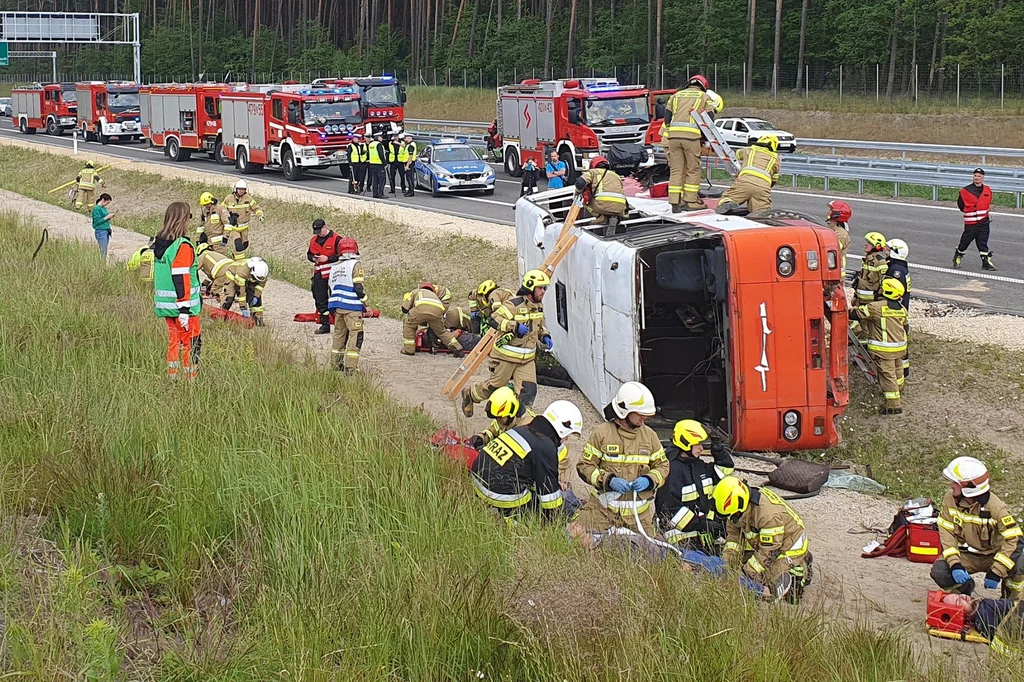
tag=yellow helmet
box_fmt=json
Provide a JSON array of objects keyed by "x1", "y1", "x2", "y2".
[
  {"x1": 85, "y1": 160, "x2": 95, "y2": 169},
  {"x1": 522, "y1": 269, "x2": 551, "y2": 292},
  {"x1": 881, "y1": 277, "x2": 905, "y2": 301},
  {"x1": 865, "y1": 231, "x2": 887, "y2": 249},
  {"x1": 712, "y1": 476, "x2": 750, "y2": 517},
  {"x1": 196, "y1": 242, "x2": 210, "y2": 256},
  {"x1": 485, "y1": 386, "x2": 520, "y2": 419},
  {"x1": 125, "y1": 247, "x2": 144, "y2": 272},
  {"x1": 672, "y1": 419, "x2": 708, "y2": 451},
  {"x1": 199, "y1": 191, "x2": 216, "y2": 206},
  {"x1": 476, "y1": 279, "x2": 498, "y2": 298},
  {"x1": 756, "y1": 134, "x2": 779, "y2": 153}
]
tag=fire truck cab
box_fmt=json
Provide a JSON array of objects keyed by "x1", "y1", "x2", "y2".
[
  {"x1": 76, "y1": 82, "x2": 142, "y2": 143},
  {"x1": 515, "y1": 188, "x2": 849, "y2": 453},
  {"x1": 12, "y1": 83, "x2": 78, "y2": 136},
  {"x1": 221, "y1": 82, "x2": 363, "y2": 181},
  {"x1": 339, "y1": 75, "x2": 406, "y2": 137},
  {"x1": 141, "y1": 83, "x2": 235, "y2": 162},
  {"x1": 497, "y1": 78, "x2": 655, "y2": 184}
]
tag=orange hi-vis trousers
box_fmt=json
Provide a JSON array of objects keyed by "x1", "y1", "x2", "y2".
[{"x1": 165, "y1": 317, "x2": 201, "y2": 379}]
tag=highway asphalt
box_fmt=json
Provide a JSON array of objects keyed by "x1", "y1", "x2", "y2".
[{"x1": 4, "y1": 125, "x2": 1023, "y2": 314}]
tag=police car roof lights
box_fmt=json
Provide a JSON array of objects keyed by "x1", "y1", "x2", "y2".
[{"x1": 433, "y1": 137, "x2": 467, "y2": 145}]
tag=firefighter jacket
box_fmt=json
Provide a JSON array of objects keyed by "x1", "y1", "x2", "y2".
[
  {"x1": 826, "y1": 220, "x2": 851, "y2": 272},
  {"x1": 885, "y1": 259, "x2": 911, "y2": 310},
  {"x1": 307, "y1": 231, "x2": 344, "y2": 280},
  {"x1": 223, "y1": 262, "x2": 266, "y2": 318},
  {"x1": 655, "y1": 442, "x2": 735, "y2": 544},
  {"x1": 736, "y1": 146, "x2": 780, "y2": 187},
  {"x1": 475, "y1": 408, "x2": 569, "y2": 477},
  {"x1": 152, "y1": 237, "x2": 201, "y2": 318},
  {"x1": 578, "y1": 168, "x2": 627, "y2": 217},
  {"x1": 470, "y1": 417, "x2": 564, "y2": 516},
  {"x1": 443, "y1": 305, "x2": 472, "y2": 331},
  {"x1": 958, "y1": 183, "x2": 992, "y2": 227},
  {"x1": 724, "y1": 487, "x2": 809, "y2": 581},
  {"x1": 937, "y1": 490, "x2": 1023, "y2": 578},
  {"x1": 577, "y1": 421, "x2": 669, "y2": 522},
  {"x1": 126, "y1": 247, "x2": 155, "y2": 282},
  {"x1": 469, "y1": 286, "x2": 514, "y2": 320},
  {"x1": 76, "y1": 167, "x2": 103, "y2": 190},
  {"x1": 852, "y1": 299, "x2": 907, "y2": 358},
  {"x1": 853, "y1": 251, "x2": 888, "y2": 303},
  {"x1": 222, "y1": 191, "x2": 263, "y2": 228},
  {"x1": 196, "y1": 204, "x2": 229, "y2": 249},
  {"x1": 488, "y1": 294, "x2": 548, "y2": 365},
  {"x1": 401, "y1": 287, "x2": 446, "y2": 317},
  {"x1": 327, "y1": 258, "x2": 366, "y2": 313},
  {"x1": 198, "y1": 248, "x2": 235, "y2": 283},
  {"x1": 664, "y1": 86, "x2": 715, "y2": 140}
]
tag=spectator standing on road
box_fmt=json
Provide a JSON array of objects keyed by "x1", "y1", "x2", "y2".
[
  {"x1": 954, "y1": 168, "x2": 997, "y2": 271},
  {"x1": 92, "y1": 193, "x2": 115, "y2": 260},
  {"x1": 521, "y1": 158, "x2": 540, "y2": 196},
  {"x1": 545, "y1": 151, "x2": 568, "y2": 190}
]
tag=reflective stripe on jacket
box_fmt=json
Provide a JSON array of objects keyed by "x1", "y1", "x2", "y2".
[
  {"x1": 664, "y1": 87, "x2": 711, "y2": 139},
  {"x1": 153, "y1": 237, "x2": 201, "y2": 317},
  {"x1": 936, "y1": 489, "x2": 1023, "y2": 577},
  {"x1": 737, "y1": 146, "x2": 780, "y2": 186},
  {"x1": 327, "y1": 259, "x2": 366, "y2": 312}
]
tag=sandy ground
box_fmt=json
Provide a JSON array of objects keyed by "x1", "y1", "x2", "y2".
[{"x1": 3, "y1": 188, "x2": 1011, "y2": 667}]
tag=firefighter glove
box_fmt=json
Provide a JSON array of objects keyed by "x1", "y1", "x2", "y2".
[
  {"x1": 540, "y1": 334, "x2": 553, "y2": 350},
  {"x1": 952, "y1": 568, "x2": 971, "y2": 584},
  {"x1": 609, "y1": 477, "x2": 632, "y2": 493},
  {"x1": 574, "y1": 177, "x2": 587, "y2": 192},
  {"x1": 984, "y1": 574, "x2": 1001, "y2": 590},
  {"x1": 515, "y1": 322, "x2": 529, "y2": 338},
  {"x1": 630, "y1": 476, "x2": 652, "y2": 492},
  {"x1": 468, "y1": 435, "x2": 485, "y2": 449},
  {"x1": 740, "y1": 575, "x2": 768, "y2": 596},
  {"x1": 241, "y1": 309, "x2": 251, "y2": 318},
  {"x1": 470, "y1": 311, "x2": 481, "y2": 321}
]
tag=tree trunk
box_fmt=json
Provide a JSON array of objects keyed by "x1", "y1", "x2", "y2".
[
  {"x1": 517, "y1": 0, "x2": 522, "y2": 20},
  {"x1": 543, "y1": 0, "x2": 554, "y2": 77},
  {"x1": 885, "y1": 0, "x2": 901, "y2": 99},
  {"x1": 647, "y1": 0, "x2": 652, "y2": 74},
  {"x1": 772, "y1": 0, "x2": 782, "y2": 92},
  {"x1": 794, "y1": 0, "x2": 808, "y2": 91},
  {"x1": 746, "y1": 0, "x2": 756, "y2": 92},
  {"x1": 468, "y1": 0, "x2": 481, "y2": 57},
  {"x1": 928, "y1": 13, "x2": 945, "y2": 89},
  {"x1": 482, "y1": 0, "x2": 495, "y2": 55},
  {"x1": 654, "y1": 0, "x2": 662, "y2": 86},
  {"x1": 566, "y1": 0, "x2": 578, "y2": 74},
  {"x1": 497, "y1": 0, "x2": 503, "y2": 31}
]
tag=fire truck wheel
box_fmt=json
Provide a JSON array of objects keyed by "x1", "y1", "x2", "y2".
[
  {"x1": 559, "y1": 150, "x2": 577, "y2": 184},
  {"x1": 19, "y1": 119, "x2": 35, "y2": 135},
  {"x1": 503, "y1": 147, "x2": 522, "y2": 177},
  {"x1": 213, "y1": 141, "x2": 228, "y2": 164},
  {"x1": 281, "y1": 150, "x2": 303, "y2": 181},
  {"x1": 98, "y1": 130, "x2": 108, "y2": 145},
  {"x1": 46, "y1": 118, "x2": 63, "y2": 136},
  {"x1": 166, "y1": 137, "x2": 181, "y2": 161}
]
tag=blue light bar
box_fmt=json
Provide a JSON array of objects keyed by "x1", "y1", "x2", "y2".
[
  {"x1": 380, "y1": 76, "x2": 395, "y2": 82},
  {"x1": 584, "y1": 83, "x2": 625, "y2": 93},
  {"x1": 433, "y1": 137, "x2": 467, "y2": 145}
]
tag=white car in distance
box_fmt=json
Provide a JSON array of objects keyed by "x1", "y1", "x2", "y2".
[{"x1": 715, "y1": 117, "x2": 796, "y2": 153}]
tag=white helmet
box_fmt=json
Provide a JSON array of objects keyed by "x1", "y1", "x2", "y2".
[
  {"x1": 234, "y1": 179, "x2": 248, "y2": 192},
  {"x1": 942, "y1": 457, "x2": 990, "y2": 497},
  {"x1": 888, "y1": 238, "x2": 909, "y2": 261},
  {"x1": 706, "y1": 89, "x2": 725, "y2": 113},
  {"x1": 247, "y1": 257, "x2": 269, "y2": 281},
  {"x1": 543, "y1": 400, "x2": 583, "y2": 439},
  {"x1": 611, "y1": 381, "x2": 657, "y2": 419}
]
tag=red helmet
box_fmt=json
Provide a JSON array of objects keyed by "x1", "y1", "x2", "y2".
[
  {"x1": 338, "y1": 237, "x2": 359, "y2": 255},
  {"x1": 688, "y1": 74, "x2": 709, "y2": 91},
  {"x1": 589, "y1": 155, "x2": 609, "y2": 170},
  {"x1": 828, "y1": 200, "x2": 852, "y2": 223}
]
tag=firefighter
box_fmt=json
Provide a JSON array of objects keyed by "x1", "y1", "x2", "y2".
[
  {"x1": 307, "y1": 218, "x2": 345, "y2": 334},
  {"x1": 933, "y1": 457, "x2": 1024, "y2": 599},
  {"x1": 195, "y1": 192, "x2": 230, "y2": 254},
  {"x1": 663, "y1": 74, "x2": 721, "y2": 212},
  {"x1": 462, "y1": 270, "x2": 552, "y2": 415},
  {"x1": 75, "y1": 161, "x2": 105, "y2": 210},
  {"x1": 222, "y1": 179, "x2": 264, "y2": 260},
  {"x1": 714, "y1": 476, "x2": 812, "y2": 602},
  {"x1": 468, "y1": 387, "x2": 570, "y2": 480},
  {"x1": 221, "y1": 256, "x2": 270, "y2": 326},
  {"x1": 573, "y1": 156, "x2": 627, "y2": 229},
  {"x1": 196, "y1": 242, "x2": 235, "y2": 299},
  {"x1": 850, "y1": 277, "x2": 907, "y2": 415},
  {"x1": 470, "y1": 400, "x2": 583, "y2": 519},
  {"x1": 715, "y1": 135, "x2": 780, "y2": 214},
  {"x1": 886, "y1": 238, "x2": 911, "y2": 381},
  {"x1": 400, "y1": 134, "x2": 418, "y2": 197},
  {"x1": 443, "y1": 304, "x2": 473, "y2": 332},
  {"x1": 401, "y1": 283, "x2": 464, "y2": 357},
  {"x1": 348, "y1": 137, "x2": 364, "y2": 194},
  {"x1": 368, "y1": 132, "x2": 388, "y2": 199},
  {"x1": 327, "y1": 237, "x2": 366, "y2": 372},
  {"x1": 954, "y1": 168, "x2": 996, "y2": 271},
  {"x1": 125, "y1": 242, "x2": 155, "y2": 283},
  {"x1": 573, "y1": 382, "x2": 669, "y2": 534},
  {"x1": 825, "y1": 200, "x2": 853, "y2": 272},
  {"x1": 655, "y1": 420, "x2": 735, "y2": 552},
  {"x1": 469, "y1": 279, "x2": 515, "y2": 333},
  {"x1": 853, "y1": 232, "x2": 888, "y2": 306}
]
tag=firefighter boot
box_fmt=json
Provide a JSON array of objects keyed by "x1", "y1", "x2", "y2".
[
  {"x1": 671, "y1": 203, "x2": 684, "y2": 214},
  {"x1": 982, "y1": 253, "x2": 998, "y2": 271},
  {"x1": 461, "y1": 388, "x2": 475, "y2": 418},
  {"x1": 315, "y1": 314, "x2": 331, "y2": 335},
  {"x1": 716, "y1": 200, "x2": 740, "y2": 215},
  {"x1": 879, "y1": 405, "x2": 904, "y2": 415},
  {"x1": 952, "y1": 250, "x2": 964, "y2": 268}
]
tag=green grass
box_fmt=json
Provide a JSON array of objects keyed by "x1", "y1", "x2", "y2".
[{"x1": 0, "y1": 213, "x2": 983, "y2": 680}]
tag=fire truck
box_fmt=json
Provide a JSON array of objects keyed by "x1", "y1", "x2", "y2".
[
  {"x1": 11, "y1": 83, "x2": 78, "y2": 135},
  {"x1": 348, "y1": 75, "x2": 406, "y2": 137},
  {"x1": 75, "y1": 82, "x2": 142, "y2": 143},
  {"x1": 515, "y1": 189, "x2": 849, "y2": 453},
  {"x1": 497, "y1": 78, "x2": 656, "y2": 183},
  {"x1": 220, "y1": 82, "x2": 363, "y2": 181},
  {"x1": 140, "y1": 83, "x2": 236, "y2": 162}
]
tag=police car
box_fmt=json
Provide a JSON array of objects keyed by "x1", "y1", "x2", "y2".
[{"x1": 414, "y1": 138, "x2": 496, "y2": 197}]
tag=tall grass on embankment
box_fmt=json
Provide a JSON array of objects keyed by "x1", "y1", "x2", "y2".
[{"x1": 0, "y1": 216, "x2": 998, "y2": 679}]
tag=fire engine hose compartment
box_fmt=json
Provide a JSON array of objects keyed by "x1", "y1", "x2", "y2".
[{"x1": 640, "y1": 239, "x2": 729, "y2": 430}]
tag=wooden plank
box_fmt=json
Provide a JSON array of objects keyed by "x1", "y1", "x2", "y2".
[{"x1": 442, "y1": 328, "x2": 498, "y2": 399}]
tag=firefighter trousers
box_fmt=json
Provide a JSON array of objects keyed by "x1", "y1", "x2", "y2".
[
  {"x1": 76, "y1": 187, "x2": 95, "y2": 209},
  {"x1": 311, "y1": 276, "x2": 330, "y2": 315},
  {"x1": 872, "y1": 351, "x2": 903, "y2": 409},
  {"x1": 956, "y1": 222, "x2": 991, "y2": 257},
  {"x1": 402, "y1": 308, "x2": 458, "y2": 355},
  {"x1": 331, "y1": 311, "x2": 364, "y2": 370},
  {"x1": 666, "y1": 136, "x2": 703, "y2": 205},
  {"x1": 226, "y1": 225, "x2": 250, "y2": 260},
  {"x1": 931, "y1": 552, "x2": 1024, "y2": 598},
  {"x1": 164, "y1": 317, "x2": 201, "y2": 379},
  {"x1": 469, "y1": 358, "x2": 538, "y2": 406},
  {"x1": 720, "y1": 176, "x2": 772, "y2": 213}
]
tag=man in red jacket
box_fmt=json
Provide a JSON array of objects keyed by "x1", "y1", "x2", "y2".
[
  {"x1": 307, "y1": 218, "x2": 344, "y2": 334},
  {"x1": 954, "y1": 168, "x2": 996, "y2": 271}
]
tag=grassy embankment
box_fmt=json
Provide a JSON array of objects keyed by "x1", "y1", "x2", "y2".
[{"x1": 0, "y1": 214, "x2": 968, "y2": 680}]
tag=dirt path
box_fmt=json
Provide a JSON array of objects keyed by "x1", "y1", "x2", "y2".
[{"x1": 1, "y1": 189, "x2": 999, "y2": 666}]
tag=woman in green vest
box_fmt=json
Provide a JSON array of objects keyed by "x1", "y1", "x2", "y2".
[{"x1": 152, "y1": 202, "x2": 202, "y2": 379}]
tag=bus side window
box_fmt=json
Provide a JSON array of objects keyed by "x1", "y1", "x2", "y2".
[{"x1": 555, "y1": 281, "x2": 569, "y2": 332}]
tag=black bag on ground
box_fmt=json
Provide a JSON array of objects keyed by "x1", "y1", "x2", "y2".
[{"x1": 767, "y1": 459, "x2": 830, "y2": 494}]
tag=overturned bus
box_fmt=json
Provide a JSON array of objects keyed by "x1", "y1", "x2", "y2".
[{"x1": 515, "y1": 188, "x2": 849, "y2": 452}]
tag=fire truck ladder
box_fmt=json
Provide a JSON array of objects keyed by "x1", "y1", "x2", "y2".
[
  {"x1": 847, "y1": 326, "x2": 879, "y2": 384},
  {"x1": 694, "y1": 110, "x2": 741, "y2": 177}
]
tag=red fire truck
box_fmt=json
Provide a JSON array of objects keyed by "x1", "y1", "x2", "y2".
[
  {"x1": 220, "y1": 82, "x2": 363, "y2": 181},
  {"x1": 140, "y1": 83, "x2": 236, "y2": 162},
  {"x1": 75, "y1": 82, "x2": 142, "y2": 143},
  {"x1": 11, "y1": 83, "x2": 78, "y2": 135},
  {"x1": 497, "y1": 78, "x2": 656, "y2": 182},
  {"x1": 350, "y1": 75, "x2": 406, "y2": 137}
]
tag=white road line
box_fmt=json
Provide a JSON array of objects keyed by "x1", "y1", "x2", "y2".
[
  {"x1": 847, "y1": 253, "x2": 1024, "y2": 285},
  {"x1": 775, "y1": 188, "x2": 1024, "y2": 220}
]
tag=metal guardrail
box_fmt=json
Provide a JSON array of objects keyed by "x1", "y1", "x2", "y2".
[{"x1": 796, "y1": 138, "x2": 1024, "y2": 162}]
